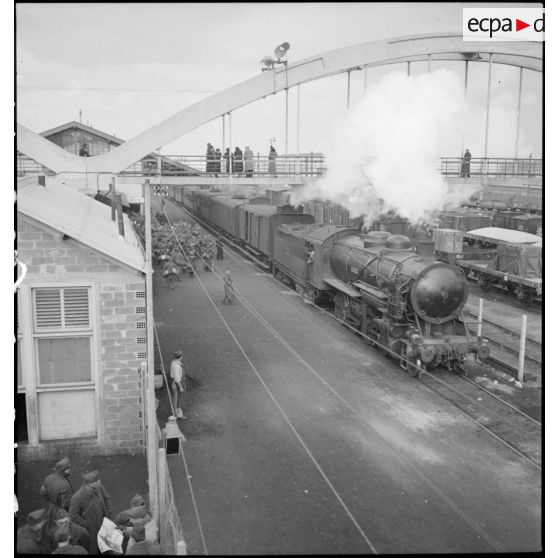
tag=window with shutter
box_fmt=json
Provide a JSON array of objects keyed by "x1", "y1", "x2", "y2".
[
  {"x1": 34, "y1": 288, "x2": 90, "y2": 331},
  {"x1": 33, "y1": 287, "x2": 93, "y2": 386}
]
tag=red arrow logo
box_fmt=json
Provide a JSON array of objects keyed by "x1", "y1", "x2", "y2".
[{"x1": 516, "y1": 19, "x2": 530, "y2": 31}]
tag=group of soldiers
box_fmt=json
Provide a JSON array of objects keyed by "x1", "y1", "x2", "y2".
[
  {"x1": 152, "y1": 221, "x2": 219, "y2": 287},
  {"x1": 16, "y1": 457, "x2": 161, "y2": 554}
]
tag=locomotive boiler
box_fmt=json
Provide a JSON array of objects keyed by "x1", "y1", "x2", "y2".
[{"x1": 327, "y1": 232, "x2": 489, "y2": 373}]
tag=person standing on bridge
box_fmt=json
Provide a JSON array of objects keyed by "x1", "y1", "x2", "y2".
[
  {"x1": 233, "y1": 147, "x2": 243, "y2": 175},
  {"x1": 214, "y1": 147, "x2": 222, "y2": 177},
  {"x1": 224, "y1": 147, "x2": 231, "y2": 174},
  {"x1": 461, "y1": 148, "x2": 471, "y2": 178},
  {"x1": 206, "y1": 142, "x2": 215, "y2": 175},
  {"x1": 268, "y1": 145, "x2": 277, "y2": 176},
  {"x1": 244, "y1": 146, "x2": 254, "y2": 177}
]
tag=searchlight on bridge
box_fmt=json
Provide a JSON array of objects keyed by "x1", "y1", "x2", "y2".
[{"x1": 261, "y1": 42, "x2": 290, "y2": 71}]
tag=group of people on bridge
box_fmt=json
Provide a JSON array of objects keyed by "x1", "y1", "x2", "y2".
[{"x1": 206, "y1": 143, "x2": 278, "y2": 177}]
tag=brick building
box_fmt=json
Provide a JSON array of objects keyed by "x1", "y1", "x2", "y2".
[{"x1": 16, "y1": 175, "x2": 148, "y2": 459}]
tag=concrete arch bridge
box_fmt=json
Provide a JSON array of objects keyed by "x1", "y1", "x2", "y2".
[{"x1": 17, "y1": 32, "x2": 541, "y2": 189}]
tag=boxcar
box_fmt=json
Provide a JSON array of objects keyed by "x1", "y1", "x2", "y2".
[
  {"x1": 238, "y1": 204, "x2": 314, "y2": 259},
  {"x1": 191, "y1": 189, "x2": 226, "y2": 221},
  {"x1": 209, "y1": 194, "x2": 250, "y2": 238},
  {"x1": 509, "y1": 214, "x2": 542, "y2": 235}
]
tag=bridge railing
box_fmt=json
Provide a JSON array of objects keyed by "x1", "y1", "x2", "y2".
[
  {"x1": 16, "y1": 151, "x2": 542, "y2": 179},
  {"x1": 440, "y1": 157, "x2": 542, "y2": 178},
  {"x1": 121, "y1": 153, "x2": 327, "y2": 177}
]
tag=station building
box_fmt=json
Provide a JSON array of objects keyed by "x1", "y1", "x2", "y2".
[
  {"x1": 17, "y1": 120, "x2": 197, "y2": 179},
  {"x1": 16, "y1": 175, "x2": 148, "y2": 459}
]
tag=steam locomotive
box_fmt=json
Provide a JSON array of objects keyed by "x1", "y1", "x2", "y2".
[{"x1": 182, "y1": 189, "x2": 490, "y2": 374}]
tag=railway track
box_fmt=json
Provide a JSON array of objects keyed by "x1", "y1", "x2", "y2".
[
  {"x1": 419, "y1": 369, "x2": 541, "y2": 469},
  {"x1": 463, "y1": 309, "x2": 542, "y2": 379},
  {"x1": 157, "y1": 197, "x2": 542, "y2": 468}
]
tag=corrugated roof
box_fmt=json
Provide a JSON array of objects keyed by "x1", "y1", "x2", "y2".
[
  {"x1": 18, "y1": 177, "x2": 145, "y2": 272},
  {"x1": 465, "y1": 227, "x2": 541, "y2": 245}
]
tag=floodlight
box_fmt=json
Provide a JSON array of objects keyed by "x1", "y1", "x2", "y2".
[{"x1": 274, "y1": 42, "x2": 290, "y2": 60}]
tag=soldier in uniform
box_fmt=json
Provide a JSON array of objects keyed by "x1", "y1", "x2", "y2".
[{"x1": 69, "y1": 471, "x2": 113, "y2": 554}]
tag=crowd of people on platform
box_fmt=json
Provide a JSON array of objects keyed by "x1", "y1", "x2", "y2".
[
  {"x1": 150, "y1": 220, "x2": 217, "y2": 288},
  {"x1": 205, "y1": 143, "x2": 278, "y2": 177},
  {"x1": 16, "y1": 457, "x2": 162, "y2": 555}
]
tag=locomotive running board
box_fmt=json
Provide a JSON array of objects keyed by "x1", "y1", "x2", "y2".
[{"x1": 322, "y1": 277, "x2": 361, "y2": 298}]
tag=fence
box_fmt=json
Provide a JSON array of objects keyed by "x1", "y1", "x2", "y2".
[
  {"x1": 440, "y1": 157, "x2": 542, "y2": 178},
  {"x1": 141, "y1": 343, "x2": 187, "y2": 556},
  {"x1": 121, "y1": 153, "x2": 327, "y2": 177}
]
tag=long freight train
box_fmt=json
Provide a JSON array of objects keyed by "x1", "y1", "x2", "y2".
[{"x1": 177, "y1": 189, "x2": 489, "y2": 375}]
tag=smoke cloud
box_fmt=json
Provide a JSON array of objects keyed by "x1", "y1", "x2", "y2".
[{"x1": 291, "y1": 69, "x2": 476, "y2": 227}]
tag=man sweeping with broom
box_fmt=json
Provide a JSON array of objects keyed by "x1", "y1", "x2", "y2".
[{"x1": 170, "y1": 350, "x2": 196, "y2": 419}]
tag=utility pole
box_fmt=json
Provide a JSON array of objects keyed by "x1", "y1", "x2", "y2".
[{"x1": 143, "y1": 177, "x2": 158, "y2": 525}]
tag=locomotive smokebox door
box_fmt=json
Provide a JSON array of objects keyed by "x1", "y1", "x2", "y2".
[{"x1": 410, "y1": 264, "x2": 468, "y2": 323}]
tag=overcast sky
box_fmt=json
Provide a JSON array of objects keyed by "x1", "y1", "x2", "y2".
[{"x1": 16, "y1": 2, "x2": 542, "y2": 158}]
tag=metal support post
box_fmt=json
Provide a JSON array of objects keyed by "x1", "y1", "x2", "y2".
[
  {"x1": 296, "y1": 84, "x2": 301, "y2": 157},
  {"x1": 484, "y1": 53, "x2": 493, "y2": 160},
  {"x1": 461, "y1": 60, "x2": 469, "y2": 156},
  {"x1": 228, "y1": 113, "x2": 233, "y2": 175},
  {"x1": 427, "y1": 54, "x2": 431, "y2": 73},
  {"x1": 115, "y1": 195, "x2": 124, "y2": 236},
  {"x1": 477, "y1": 298, "x2": 484, "y2": 338},
  {"x1": 347, "y1": 70, "x2": 351, "y2": 109},
  {"x1": 518, "y1": 315, "x2": 527, "y2": 383},
  {"x1": 157, "y1": 152, "x2": 162, "y2": 191},
  {"x1": 364, "y1": 65, "x2": 368, "y2": 91},
  {"x1": 157, "y1": 448, "x2": 167, "y2": 549},
  {"x1": 110, "y1": 177, "x2": 116, "y2": 221},
  {"x1": 514, "y1": 66, "x2": 523, "y2": 159},
  {"x1": 222, "y1": 114, "x2": 226, "y2": 156},
  {"x1": 285, "y1": 88, "x2": 289, "y2": 155},
  {"x1": 407, "y1": 61, "x2": 411, "y2": 76},
  {"x1": 143, "y1": 180, "x2": 158, "y2": 525}
]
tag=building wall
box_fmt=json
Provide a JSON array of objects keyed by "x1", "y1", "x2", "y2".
[
  {"x1": 17, "y1": 215, "x2": 147, "y2": 459},
  {"x1": 47, "y1": 129, "x2": 119, "y2": 157}
]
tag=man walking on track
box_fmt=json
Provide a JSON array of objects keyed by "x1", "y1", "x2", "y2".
[
  {"x1": 170, "y1": 350, "x2": 185, "y2": 418},
  {"x1": 222, "y1": 270, "x2": 235, "y2": 304}
]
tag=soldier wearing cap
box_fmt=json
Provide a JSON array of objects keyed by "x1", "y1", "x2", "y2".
[
  {"x1": 51, "y1": 524, "x2": 88, "y2": 555},
  {"x1": 40, "y1": 456, "x2": 73, "y2": 531},
  {"x1": 16, "y1": 509, "x2": 47, "y2": 554},
  {"x1": 69, "y1": 470, "x2": 112, "y2": 554},
  {"x1": 127, "y1": 523, "x2": 162, "y2": 555},
  {"x1": 46, "y1": 507, "x2": 90, "y2": 553},
  {"x1": 170, "y1": 351, "x2": 185, "y2": 418}
]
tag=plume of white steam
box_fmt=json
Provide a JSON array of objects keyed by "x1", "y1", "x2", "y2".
[{"x1": 291, "y1": 69, "x2": 476, "y2": 226}]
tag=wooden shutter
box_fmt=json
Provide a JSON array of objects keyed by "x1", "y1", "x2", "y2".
[
  {"x1": 34, "y1": 287, "x2": 90, "y2": 331},
  {"x1": 63, "y1": 288, "x2": 89, "y2": 327},
  {"x1": 35, "y1": 289, "x2": 62, "y2": 330}
]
